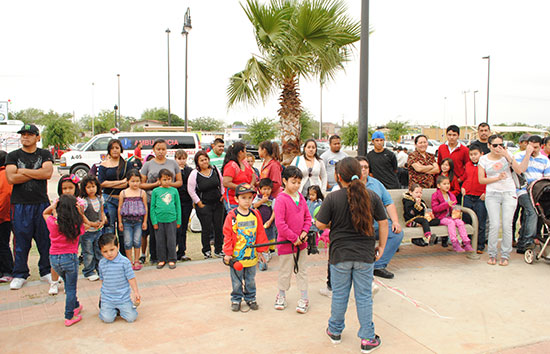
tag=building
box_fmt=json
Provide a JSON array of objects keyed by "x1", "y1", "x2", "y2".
[{"x1": 129, "y1": 119, "x2": 166, "y2": 131}]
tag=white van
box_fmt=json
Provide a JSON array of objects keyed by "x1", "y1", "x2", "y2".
[{"x1": 59, "y1": 132, "x2": 201, "y2": 178}]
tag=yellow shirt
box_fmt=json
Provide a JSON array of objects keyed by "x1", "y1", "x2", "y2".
[{"x1": 231, "y1": 210, "x2": 259, "y2": 267}]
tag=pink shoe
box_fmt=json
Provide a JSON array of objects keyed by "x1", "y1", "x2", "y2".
[
  {"x1": 134, "y1": 263, "x2": 143, "y2": 271},
  {"x1": 463, "y1": 243, "x2": 474, "y2": 252},
  {"x1": 64, "y1": 315, "x2": 82, "y2": 327},
  {"x1": 74, "y1": 304, "x2": 83, "y2": 317},
  {"x1": 452, "y1": 242, "x2": 465, "y2": 252}
]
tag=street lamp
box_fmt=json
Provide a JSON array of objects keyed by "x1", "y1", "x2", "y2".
[
  {"x1": 482, "y1": 55, "x2": 490, "y2": 124},
  {"x1": 463, "y1": 90, "x2": 470, "y2": 139},
  {"x1": 181, "y1": 7, "x2": 192, "y2": 132},
  {"x1": 166, "y1": 28, "x2": 172, "y2": 126},
  {"x1": 473, "y1": 90, "x2": 479, "y2": 126},
  {"x1": 114, "y1": 104, "x2": 118, "y2": 129},
  {"x1": 92, "y1": 82, "x2": 95, "y2": 135},
  {"x1": 117, "y1": 74, "x2": 121, "y2": 127}
]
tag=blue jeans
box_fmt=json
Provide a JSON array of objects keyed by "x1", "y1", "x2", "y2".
[
  {"x1": 81, "y1": 230, "x2": 102, "y2": 277},
  {"x1": 463, "y1": 195, "x2": 487, "y2": 251},
  {"x1": 49, "y1": 253, "x2": 80, "y2": 320},
  {"x1": 11, "y1": 203, "x2": 51, "y2": 279},
  {"x1": 517, "y1": 193, "x2": 537, "y2": 250},
  {"x1": 230, "y1": 265, "x2": 257, "y2": 303},
  {"x1": 329, "y1": 261, "x2": 375, "y2": 340},
  {"x1": 103, "y1": 193, "x2": 119, "y2": 235},
  {"x1": 123, "y1": 220, "x2": 143, "y2": 249},
  {"x1": 99, "y1": 300, "x2": 138, "y2": 323},
  {"x1": 374, "y1": 220, "x2": 403, "y2": 270}
]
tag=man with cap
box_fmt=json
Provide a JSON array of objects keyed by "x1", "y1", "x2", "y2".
[
  {"x1": 366, "y1": 131, "x2": 400, "y2": 190},
  {"x1": 515, "y1": 134, "x2": 531, "y2": 155},
  {"x1": 469, "y1": 123, "x2": 491, "y2": 155},
  {"x1": 5, "y1": 124, "x2": 54, "y2": 290}
]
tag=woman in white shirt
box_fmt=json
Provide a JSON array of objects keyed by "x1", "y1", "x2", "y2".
[
  {"x1": 290, "y1": 139, "x2": 328, "y2": 196},
  {"x1": 478, "y1": 134, "x2": 523, "y2": 266}
]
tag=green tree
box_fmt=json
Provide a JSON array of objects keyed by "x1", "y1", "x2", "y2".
[
  {"x1": 9, "y1": 108, "x2": 46, "y2": 124},
  {"x1": 227, "y1": 0, "x2": 360, "y2": 164},
  {"x1": 42, "y1": 115, "x2": 77, "y2": 148},
  {"x1": 386, "y1": 120, "x2": 409, "y2": 142},
  {"x1": 340, "y1": 121, "x2": 358, "y2": 148},
  {"x1": 141, "y1": 107, "x2": 184, "y2": 126},
  {"x1": 80, "y1": 110, "x2": 134, "y2": 134},
  {"x1": 190, "y1": 116, "x2": 224, "y2": 131},
  {"x1": 299, "y1": 110, "x2": 319, "y2": 141},
  {"x1": 246, "y1": 117, "x2": 278, "y2": 145}
]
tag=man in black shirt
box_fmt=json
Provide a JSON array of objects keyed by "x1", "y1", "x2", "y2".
[
  {"x1": 469, "y1": 123, "x2": 491, "y2": 155},
  {"x1": 366, "y1": 131, "x2": 400, "y2": 189},
  {"x1": 6, "y1": 124, "x2": 53, "y2": 290}
]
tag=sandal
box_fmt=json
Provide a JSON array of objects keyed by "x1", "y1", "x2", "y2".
[
  {"x1": 168, "y1": 262, "x2": 176, "y2": 269},
  {"x1": 487, "y1": 257, "x2": 496, "y2": 265},
  {"x1": 499, "y1": 258, "x2": 509, "y2": 267},
  {"x1": 156, "y1": 262, "x2": 166, "y2": 269}
]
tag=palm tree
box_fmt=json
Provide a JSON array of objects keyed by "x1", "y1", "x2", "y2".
[{"x1": 227, "y1": 0, "x2": 360, "y2": 163}]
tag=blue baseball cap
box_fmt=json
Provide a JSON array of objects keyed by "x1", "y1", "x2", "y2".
[{"x1": 371, "y1": 131, "x2": 385, "y2": 140}]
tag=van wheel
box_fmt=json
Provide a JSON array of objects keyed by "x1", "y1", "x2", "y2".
[{"x1": 71, "y1": 165, "x2": 90, "y2": 179}]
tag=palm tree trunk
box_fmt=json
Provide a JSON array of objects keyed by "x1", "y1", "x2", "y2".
[{"x1": 278, "y1": 75, "x2": 302, "y2": 166}]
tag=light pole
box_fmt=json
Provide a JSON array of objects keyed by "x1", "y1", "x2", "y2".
[
  {"x1": 117, "y1": 74, "x2": 121, "y2": 128},
  {"x1": 319, "y1": 81, "x2": 323, "y2": 139},
  {"x1": 463, "y1": 90, "x2": 470, "y2": 139},
  {"x1": 181, "y1": 8, "x2": 192, "y2": 132},
  {"x1": 473, "y1": 90, "x2": 479, "y2": 126},
  {"x1": 114, "y1": 105, "x2": 118, "y2": 129},
  {"x1": 482, "y1": 55, "x2": 490, "y2": 124},
  {"x1": 357, "y1": 0, "x2": 369, "y2": 156},
  {"x1": 166, "y1": 28, "x2": 172, "y2": 125},
  {"x1": 91, "y1": 82, "x2": 95, "y2": 135}
]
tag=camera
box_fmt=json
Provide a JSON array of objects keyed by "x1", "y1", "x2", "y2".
[{"x1": 307, "y1": 231, "x2": 319, "y2": 255}]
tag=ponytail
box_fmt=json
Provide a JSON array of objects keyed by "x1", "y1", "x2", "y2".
[
  {"x1": 336, "y1": 157, "x2": 373, "y2": 235},
  {"x1": 259, "y1": 140, "x2": 281, "y2": 162}
]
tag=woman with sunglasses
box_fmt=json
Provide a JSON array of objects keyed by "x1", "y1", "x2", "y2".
[
  {"x1": 478, "y1": 134, "x2": 523, "y2": 266},
  {"x1": 290, "y1": 139, "x2": 327, "y2": 196}
]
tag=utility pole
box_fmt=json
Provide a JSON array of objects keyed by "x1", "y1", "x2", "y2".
[{"x1": 357, "y1": 0, "x2": 369, "y2": 156}]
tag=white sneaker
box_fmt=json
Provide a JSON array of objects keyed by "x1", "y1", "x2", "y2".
[
  {"x1": 10, "y1": 277, "x2": 26, "y2": 290},
  {"x1": 372, "y1": 281, "x2": 380, "y2": 296},
  {"x1": 49, "y1": 281, "x2": 59, "y2": 295},
  {"x1": 319, "y1": 286, "x2": 332, "y2": 298},
  {"x1": 87, "y1": 274, "x2": 100, "y2": 282},
  {"x1": 274, "y1": 295, "x2": 287, "y2": 310},
  {"x1": 296, "y1": 298, "x2": 309, "y2": 314},
  {"x1": 40, "y1": 273, "x2": 52, "y2": 283}
]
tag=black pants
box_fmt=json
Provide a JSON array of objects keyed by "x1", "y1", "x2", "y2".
[
  {"x1": 147, "y1": 202, "x2": 157, "y2": 262},
  {"x1": 176, "y1": 202, "x2": 193, "y2": 259},
  {"x1": 196, "y1": 201, "x2": 224, "y2": 254},
  {"x1": 0, "y1": 221, "x2": 13, "y2": 276},
  {"x1": 155, "y1": 221, "x2": 177, "y2": 263},
  {"x1": 413, "y1": 217, "x2": 440, "y2": 235},
  {"x1": 512, "y1": 200, "x2": 523, "y2": 242}
]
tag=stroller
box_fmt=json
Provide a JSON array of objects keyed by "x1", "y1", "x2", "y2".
[{"x1": 524, "y1": 177, "x2": 550, "y2": 264}]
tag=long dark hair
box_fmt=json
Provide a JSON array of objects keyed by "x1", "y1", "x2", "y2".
[
  {"x1": 58, "y1": 174, "x2": 80, "y2": 196},
  {"x1": 222, "y1": 141, "x2": 246, "y2": 174},
  {"x1": 302, "y1": 139, "x2": 321, "y2": 161},
  {"x1": 259, "y1": 140, "x2": 281, "y2": 162},
  {"x1": 79, "y1": 175, "x2": 102, "y2": 198},
  {"x1": 194, "y1": 150, "x2": 211, "y2": 171},
  {"x1": 440, "y1": 157, "x2": 455, "y2": 182},
  {"x1": 336, "y1": 157, "x2": 373, "y2": 235},
  {"x1": 56, "y1": 194, "x2": 83, "y2": 241},
  {"x1": 107, "y1": 139, "x2": 126, "y2": 178}
]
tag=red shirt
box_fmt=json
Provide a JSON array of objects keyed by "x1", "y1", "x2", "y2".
[
  {"x1": 223, "y1": 160, "x2": 254, "y2": 205},
  {"x1": 462, "y1": 161, "x2": 486, "y2": 196},
  {"x1": 0, "y1": 168, "x2": 12, "y2": 223},
  {"x1": 438, "y1": 143, "x2": 470, "y2": 182},
  {"x1": 133, "y1": 146, "x2": 142, "y2": 159},
  {"x1": 260, "y1": 159, "x2": 282, "y2": 197}
]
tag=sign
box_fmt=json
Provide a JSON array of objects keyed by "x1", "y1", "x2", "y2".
[{"x1": 0, "y1": 101, "x2": 8, "y2": 122}]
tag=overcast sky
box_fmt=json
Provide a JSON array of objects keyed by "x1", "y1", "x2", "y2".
[{"x1": 1, "y1": 0, "x2": 549, "y2": 129}]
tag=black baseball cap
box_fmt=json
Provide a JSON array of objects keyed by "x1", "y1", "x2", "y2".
[
  {"x1": 235, "y1": 183, "x2": 256, "y2": 196},
  {"x1": 17, "y1": 124, "x2": 40, "y2": 135}
]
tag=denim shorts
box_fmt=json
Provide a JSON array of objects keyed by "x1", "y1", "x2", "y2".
[{"x1": 122, "y1": 219, "x2": 143, "y2": 249}]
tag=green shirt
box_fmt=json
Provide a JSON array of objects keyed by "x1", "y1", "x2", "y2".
[
  {"x1": 208, "y1": 150, "x2": 226, "y2": 169},
  {"x1": 150, "y1": 187, "x2": 182, "y2": 225}
]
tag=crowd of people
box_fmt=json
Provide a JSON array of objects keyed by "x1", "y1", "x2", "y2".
[{"x1": 0, "y1": 122, "x2": 548, "y2": 351}]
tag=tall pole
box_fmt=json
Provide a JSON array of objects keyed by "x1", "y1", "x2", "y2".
[
  {"x1": 463, "y1": 90, "x2": 469, "y2": 139},
  {"x1": 357, "y1": 0, "x2": 369, "y2": 157},
  {"x1": 319, "y1": 82, "x2": 323, "y2": 139},
  {"x1": 182, "y1": 8, "x2": 192, "y2": 132},
  {"x1": 166, "y1": 28, "x2": 172, "y2": 126},
  {"x1": 117, "y1": 74, "x2": 121, "y2": 128},
  {"x1": 482, "y1": 55, "x2": 490, "y2": 124},
  {"x1": 473, "y1": 90, "x2": 478, "y2": 126},
  {"x1": 91, "y1": 82, "x2": 95, "y2": 135}
]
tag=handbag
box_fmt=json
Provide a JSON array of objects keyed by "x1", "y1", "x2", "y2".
[{"x1": 510, "y1": 166, "x2": 528, "y2": 189}]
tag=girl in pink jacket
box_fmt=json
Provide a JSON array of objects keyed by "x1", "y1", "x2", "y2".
[
  {"x1": 431, "y1": 175, "x2": 473, "y2": 252},
  {"x1": 274, "y1": 166, "x2": 312, "y2": 314}
]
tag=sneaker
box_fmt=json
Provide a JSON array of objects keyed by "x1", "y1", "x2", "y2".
[
  {"x1": 263, "y1": 251, "x2": 271, "y2": 263},
  {"x1": 64, "y1": 315, "x2": 82, "y2": 327},
  {"x1": 231, "y1": 302, "x2": 241, "y2": 312},
  {"x1": 372, "y1": 281, "x2": 380, "y2": 296},
  {"x1": 326, "y1": 328, "x2": 342, "y2": 344},
  {"x1": 258, "y1": 261, "x2": 268, "y2": 271},
  {"x1": 361, "y1": 335, "x2": 381, "y2": 353},
  {"x1": 139, "y1": 255, "x2": 146, "y2": 264},
  {"x1": 87, "y1": 274, "x2": 100, "y2": 282},
  {"x1": 274, "y1": 295, "x2": 287, "y2": 310},
  {"x1": 213, "y1": 252, "x2": 225, "y2": 258},
  {"x1": 49, "y1": 281, "x2": 59, "y2": 295},
  {"x1": 319, "y1": 286, "x2": 333, "y2": 298},
  {"x1": 180, "y1": 255, "x2": 191, "y2": 262},
  {"x1": 0, "y1": 275, "x2": 13, "y2": 283},
  {"x1": 40, "y1": 273, "x2": 52, "y2": 283},
  {"x1": 204, "y1": 251, "x2": 212, "y2": 259},
  {"x1": 247, "y1": 301, "x2": 259, "y2": 311},
  {"x1": 296, "y1": 298, "x2": 309, "y2": 314},
  {"x1": 10, "y1": 277, "x2": 26, "y2": 290}
]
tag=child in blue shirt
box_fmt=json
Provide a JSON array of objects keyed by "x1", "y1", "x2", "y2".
[
  {"x1": 98, "y1": 233, "x2": 141, "y2": 323},
  {"x1": 253, "y1": 178, "x2": 276, "y2": 270},
  {"x1": 306, "y1": 185, "x2": 323, "y2": 254}
]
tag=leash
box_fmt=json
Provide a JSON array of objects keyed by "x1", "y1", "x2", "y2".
[{"x1": 250, "y1": 240, "x2": 302, "y2": 274}]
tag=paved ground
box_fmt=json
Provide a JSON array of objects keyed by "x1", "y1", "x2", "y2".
[{"x1": 1, "y1": 242, "x2": 549, "y2": 354}]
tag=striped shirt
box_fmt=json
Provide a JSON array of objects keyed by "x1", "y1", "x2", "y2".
[
  {"x1": 99, "y1": 253, "x2": 135, "y2": 305},
  {"x1": 208, "y1": 150, "x2": 226, "y2": 169},
  {"x1": 515, "y1": 151, "x2": 550, "y2": 196}
]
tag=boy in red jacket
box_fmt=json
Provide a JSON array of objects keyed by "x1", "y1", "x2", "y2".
[
  {"x1": 461, "y1": 145, "x2": 487, "y2": 253},
  {"x1": 223, "y1": 183, "x2": 268, "y2": 313},
  {"x1": 438, "y1": 125, "x2": 470, "y2": 184}
]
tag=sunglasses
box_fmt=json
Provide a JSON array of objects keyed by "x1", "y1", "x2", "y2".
[
  {"x1": 308, "y1": 167, "x2": 313, "y2": 178},
  {"x1": 491, "y1": 143, "x2": 504, "y2": 148}
]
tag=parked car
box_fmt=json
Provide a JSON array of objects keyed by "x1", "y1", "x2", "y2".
[{"x1": 51, "y1": 145, "x2": 70, "y2": 160}]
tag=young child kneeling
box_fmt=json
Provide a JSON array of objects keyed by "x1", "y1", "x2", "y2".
[
  {"x1": 98, "y1": 233, "x2": 141, "y2": 323},
  {"x1": 223, "y1": 183, "x2": 268, "y2": 312}
]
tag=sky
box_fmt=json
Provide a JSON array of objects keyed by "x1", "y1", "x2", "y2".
[{"x1": 1, "y1": 0, "x2": 549, "y2": 130}]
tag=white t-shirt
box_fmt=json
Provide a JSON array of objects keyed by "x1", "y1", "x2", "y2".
[{"x1": 478, "y1": 155, "x2": 516, "y2": 193}]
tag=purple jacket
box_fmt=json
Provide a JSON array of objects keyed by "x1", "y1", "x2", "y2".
[
  {"x1": 431, "y1": 189, "x2": 457, "y2": 220},
  {"x1": 274, "y1": 192, "x2": 311, "y2": 255}
]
